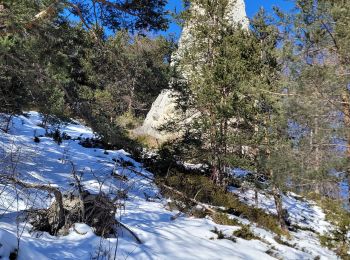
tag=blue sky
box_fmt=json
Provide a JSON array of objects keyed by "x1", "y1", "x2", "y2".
[
  {"x1": 165, "y1": 0, "x2": 294, "y2": 38},
  {"x1": 245, "y1": 0, "x2": 293, "y2": 17}
]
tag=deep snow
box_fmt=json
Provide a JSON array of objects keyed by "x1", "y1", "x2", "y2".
[{"x1": 0, "y1": 112, "x2": 338, "y2": 259}]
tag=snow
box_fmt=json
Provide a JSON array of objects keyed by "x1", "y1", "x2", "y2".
[
  {"x1": 0, "y1": 112, "x2": 339, "y2": 259},
  {"x1": 229, "y1": 188, "x2": 331, "y2": 234},
  {"x1": 230, "y1": 168, "x2": 251, "y2": 178},
  {"x1": 229, "y1": 188, "x2": 337, "y2": 259}
]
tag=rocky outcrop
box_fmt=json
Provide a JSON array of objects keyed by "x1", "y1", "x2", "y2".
[
  {"x1": 133, "y1": 89, "x2": 178, "y2": 142},
  {"x1": 134, "y1": 0, "x2": 249, "y2": 143},
  {"x1": 227, "y1": 0, "x2": 250, "y2": 29}
]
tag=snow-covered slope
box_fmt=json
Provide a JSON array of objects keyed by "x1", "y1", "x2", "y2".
[{"x1": 0, "y1": 112, "x2": 338, "y2": 259}]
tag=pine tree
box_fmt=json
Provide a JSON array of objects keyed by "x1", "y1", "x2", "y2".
[
  {"x1": 248, "y1": 9, "x2": 290, "y2": 229},
  {"x1": 177, "y1": 0, "x2": 254, "y2": 184},
  {"x1": 322, "y1": 0, "x2": 350, "y2": 204},
  {"x1": 0, "y1": 0, "x2": 171, "y2": 151},
  {"x1": 1, "y1": 0, "x2": 168, "y2": 39},
  {"x1": 279, "y1": 0, "x2": 350, "y2": 200},
  {"x1": 176, "y1": 2, "x2": 284, "y2": 191}
]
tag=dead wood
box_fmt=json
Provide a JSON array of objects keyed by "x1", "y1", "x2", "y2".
[
  {"x1": 4, "y1": 176, "x2": 65, "y2": 234},
  {"x1": 117, "y1": 222, "x2": 142, "y2": 244},
  {"x1": 3, "y1": 174, "x2": 142, "y2": 243}
]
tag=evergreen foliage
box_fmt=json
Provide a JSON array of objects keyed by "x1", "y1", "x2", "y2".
[
  {"x1": 174, "y1": 2, "x2": 287, "y2": 196},
  {"x1": 0, "y1": 0, "x2": 171, "y2": 150}
]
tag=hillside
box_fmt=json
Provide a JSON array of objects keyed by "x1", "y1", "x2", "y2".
[{"x1": 0, "y1": 112, "x2": 339, "y2": 259}]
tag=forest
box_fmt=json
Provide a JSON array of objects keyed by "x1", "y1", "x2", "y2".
[{"x1": 0, "y1": 0, "x2": 350, "y2": 259}]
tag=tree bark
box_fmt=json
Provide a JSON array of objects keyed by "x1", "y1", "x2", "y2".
[
  {"x1": 272, "y1": 186, "x2": 287, "y2": 231},
  {"x1": 342, "y1": 91, "x2": 350, "y2": 204},
  {"x1": 3, "y1": 114, "x2": 13, "y2": 133}
]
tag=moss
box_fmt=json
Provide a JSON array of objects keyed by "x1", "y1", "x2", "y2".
[
  {"x1": 319, "y1": 234, "x2": 333, "y2": 249},
  {"x1": 304, "y1": 192, "x2": 323, "y2": 202}
]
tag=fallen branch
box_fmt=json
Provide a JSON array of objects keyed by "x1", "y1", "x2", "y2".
[
  {"x1": 2, "y1": 173, "x2": 142, "y2": 242},
  {"x1": 73, "y1": 224, "x2": 88, "y2": 235},
  {"x1": 3, "y1": 175, "x2": 65, "y2": 234},
  {"x1": 117, "y1": 221, "x2": 142, "y2": 244}
]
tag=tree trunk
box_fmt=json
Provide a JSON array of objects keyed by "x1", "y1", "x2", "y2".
[
  {"x1": 211, "y1": 164, "x2": 220, "y2": 184},
  {"x1": 128, "y1": 78, "x2": 136, "y2": 115},
  {"x1": 42, "y1": 114, "x2": 49, "y2": 134},
  {"x1": 254, "y1": 189, "x2": 259, "y2": 207},
  {"x1": 3, "y1": 114, "x2": 13, "y2": 133},
  {"x1": 314, "y1": 116, "x2": 320, "y2": 172},
  {"x1": 342, "y1": 91, "x2": 350, "y2": 203},
  {"x1": 272, "y1": 186, "x2": 287, "y2": 231}
]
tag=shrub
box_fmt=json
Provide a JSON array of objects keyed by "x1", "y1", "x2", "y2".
[
  {"x1": 52, "y1": 128, "x2": 62, "y2": 145},
  {"x1": 212, "y1": 213, "x2": 240, "y2": 226},
  {"x1": 61, "y1": 132, "x2": 71, "y2": 140},
  {"x1": 190, "y1": 207, "x2": 208, "y2": 218},
  {"x1": 211, "y1": 227, "x2": 237, "y2": 243},
  {"x1": 117, "y1": 113, "x2": 142, "y2": 130},
  {"x1": 28, "y1": 191, "x2": 118, "y2": 237},
  {"x1": 274, "y1": 235, "x2": 297, "y2": 248},
  {"x1": 211, "y1": 227, "x2": 225, "y2": 239},
  {"x1": 233, "y1": 225, "x2": 258, "y2": 240},
  {"x1": 134, "y1": 134, "x2": 160, "y2": 149},
  {"x1": 9, "y1": 249, "x2": 18, "y2": 260},
  {"x1": 315, "y1": 198, "x2": 350, "y2": 258},
  {"x1": 157, "y1": 170, "x2": 285, "y2": 236}
]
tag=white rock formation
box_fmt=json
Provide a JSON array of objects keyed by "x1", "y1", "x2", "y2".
[
  {"x1": 134, "y1": 89, "x2": 177, "y2": 141},
  {"x1": 135, "y1": 0, "x2": 249, "y2": 143},
  {"x1": 227, "y1": 0, "x2": 250, "y2": 29}
]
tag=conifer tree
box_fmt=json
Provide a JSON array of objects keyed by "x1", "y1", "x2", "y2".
[
  {"x1": 322, "y1": 0, "x2": 350, "y2": 204},
  {"x1": 280, "y1": 0, "x2": 350, "y2": 200},
  {"x1": 176, "y1": 2, "x2": 284, "y2": 190},
  {"x1": 0, "y1": 0, "x2": 171, "y2": 150}
]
